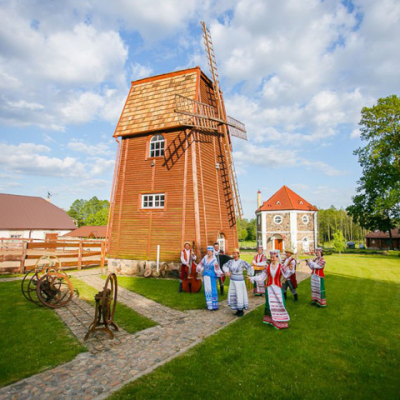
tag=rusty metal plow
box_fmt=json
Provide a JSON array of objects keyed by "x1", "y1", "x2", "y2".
[
  {"x1": 85, "y1": 273, "x2": 119, "y2": 340},
  {"x1": 21, "y1": 255, "x2": 74, "y2": 309}
]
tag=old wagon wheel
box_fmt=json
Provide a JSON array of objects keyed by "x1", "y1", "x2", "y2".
[
  {"x1": 36, "y1": 272, "x2": 74, "y2": 309},
  {"x1": 38, "y1": 255, "x2": 62, "y2": 273},
  {"x1": 21, "y1": 269, "x2": 44, "y2": 305},
  {"x1": 103, "y1": 273, "x2": 118, "y2": 326}
]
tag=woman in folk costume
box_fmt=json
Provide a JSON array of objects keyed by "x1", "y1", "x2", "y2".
[
  {"x1": 222, "y1": 248, "x2": 254, "y2": 317},
  {"x1": 248, "y1": 251, "x2": 290, "y2": 329},
  {"x1": 251, "y1": 246, "x2": 267, "y2": 295},
  {"x1": 306, "y1": 248, "x2": 326, "y2": 307},
  {"x1": 282, "y1": 248, "x2": 298, "y2": 302},
  {"x1": 196, "y1": 246, "x2": 223, "y2": 310},
  {"x1": 179, "y1": 241, "x2": 197, "y2": 293}
]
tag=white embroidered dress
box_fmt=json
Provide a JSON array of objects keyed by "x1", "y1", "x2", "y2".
[{"x1": 223, "y1": 259, "x2": 254, "y2": 310}]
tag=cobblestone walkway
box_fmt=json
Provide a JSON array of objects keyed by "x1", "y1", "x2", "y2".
[{"x1": 0, "y1": 270, "x2": 310, "y2": 400}]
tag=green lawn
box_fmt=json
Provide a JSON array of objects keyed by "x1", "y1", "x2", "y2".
[
  {"x1": 112, "y1": 275, "x2": 231, "y2": 311},
  {"x1": 0, "y1": 281, "x2": 86, "y2": 388},
  {"x1": 109, "y1": 254, "x2": 400, "y2": 399},
  {"x1": 70, "y1": 277, "x2": 157, "y2": 334}
]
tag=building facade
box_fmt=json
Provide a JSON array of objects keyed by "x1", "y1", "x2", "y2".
[
  {"x1": 256, "y1": 186, "x2": 318, "y2": 254},
  {"x1": 107, "y1": 67, "x2": 239, "y2": 266}
]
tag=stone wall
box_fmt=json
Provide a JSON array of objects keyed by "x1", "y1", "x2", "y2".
[
  {"x1": 108, "y1": 258, "x2": 181, "y2": 277},
  {"x1": 265, "y1": 212, "x2": 290, "y2": 232},
  {"x1": 297, "y1": 212, "x2": 314, "y2": 231}
]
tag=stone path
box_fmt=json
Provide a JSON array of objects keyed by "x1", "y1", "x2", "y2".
[{"x1": 0, "y1": 270, "x2": 310, "y2": 400}]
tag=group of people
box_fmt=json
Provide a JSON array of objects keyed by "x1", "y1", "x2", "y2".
[{"x1": 179, "y1": 242, "x2": 327, "y2": 329}]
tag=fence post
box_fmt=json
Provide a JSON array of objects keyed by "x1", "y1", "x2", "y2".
[
  {"x1": 100, "y1": 241, "x2": 105, "y2": 274},
  {"x1": 20, "y1": 241, "x2": 28, "y2": 274},
  {"x1": 78, "y1": 241, "x2": 83, "y2": 270}
]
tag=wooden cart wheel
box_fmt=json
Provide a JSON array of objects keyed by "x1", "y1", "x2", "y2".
[
  {"x1": 21, "y1": 270, "x2": 43, "y2": 305},
  {"x1": 36, "y1": 272, "x2": 74, "y2": 309},
  {"x1": 103, "y1": 273, "x2": 118, "y2": 325}
]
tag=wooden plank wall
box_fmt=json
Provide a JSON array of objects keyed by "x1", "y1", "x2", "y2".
[{"x1": 108, "y1": 72, "x2": 239, "y2": 262}]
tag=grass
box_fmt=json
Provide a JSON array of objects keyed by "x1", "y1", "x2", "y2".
[
  {"x1": 109, "y1": 254, "x2": 400, "y2": 399},
  {"x1": 111, "y1": 275, "x2": 231, "y2": 311},
  {"x1": 0, "y1": 281, "x2": 86, "y2": 388},
  {"x1": 69, "y1": 277, "x2": 157, "y2": 334},
  {"x1": 0, "y1": 274, "x2": 23, "y2": 279}
]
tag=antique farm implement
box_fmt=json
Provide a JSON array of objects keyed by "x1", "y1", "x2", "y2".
[
  {"x1": 21, "y1": 255, "x2": 74, "y2": 308},
  {"x1": 85, "y1": 273, "x2": 119, "y2": 340}
]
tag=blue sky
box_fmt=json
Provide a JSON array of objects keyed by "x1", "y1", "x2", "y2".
[{"x1": 0, "y1": 0, "x2": 399, "y2": 218}]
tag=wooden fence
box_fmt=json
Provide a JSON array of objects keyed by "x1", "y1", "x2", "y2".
[{"x1": 0, "y1": 238, "x2": 107, "y2": 274}]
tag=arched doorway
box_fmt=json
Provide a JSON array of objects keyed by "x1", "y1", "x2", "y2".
[
  {"x1": 218, "y1": 233, "x2": 226, "y2": 253},
  {"x1": 269, "y1": 234, "x2": 283, "y2": 252}
]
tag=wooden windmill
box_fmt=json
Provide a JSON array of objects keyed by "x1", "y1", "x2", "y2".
[{"x1": 107, "y1": 21, "x2": 248, "y2": 263}]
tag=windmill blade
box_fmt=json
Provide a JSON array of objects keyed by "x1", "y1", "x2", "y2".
[
  {"x1": 175, "y1": 94, "x2": 219, "y2": 132},
  {"x1": 226, "y1": 115, "x2": 247, "y2": 141}
]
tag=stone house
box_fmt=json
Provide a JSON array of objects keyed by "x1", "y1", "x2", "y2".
[{"x1": 255, "y1": 186, "x2": 318, "y2": 254}]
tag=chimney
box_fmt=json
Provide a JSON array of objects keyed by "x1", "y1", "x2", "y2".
[{"x1": 257, "y1": 190, "x2": 261, "y2": 208}]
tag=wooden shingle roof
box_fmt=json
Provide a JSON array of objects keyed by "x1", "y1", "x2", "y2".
[
  {"x1": 258, "y1": 186, "x2": 318, "y2": 212},
  {"x1": 114, "y1": 67, "x2": 200, "y2": 137}
]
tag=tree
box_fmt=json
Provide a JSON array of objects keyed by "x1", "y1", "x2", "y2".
[
  {"x1": 67, "y1": 197, "x2": 110, "y2": 227},
  {"x1": 332, "y1": 230, "x2": 346, "y2": 255},
  {"x1": 347, "y1": 95, "x2": 400, "y2": 249}
]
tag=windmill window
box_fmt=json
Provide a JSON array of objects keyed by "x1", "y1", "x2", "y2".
[
  {"x1": 302, "y1": 215, "x2": 309, "y2": 224},
  {"x1": 273, "y1": 215, "x2": 283, "y2": 225},
  {"x1": 142, "y1": 194, "x2": 165, "y2": 209},
  {"x1": 149, "y1": 134, "x2": 165, "y2": 158}
]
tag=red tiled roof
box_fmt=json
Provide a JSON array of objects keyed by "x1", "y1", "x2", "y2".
[
  {"x1": 64, "y1": 226, "x2": 107, "y2": 238},
  {"x1": 257, "y1": 186, "x2": 318, "y2": 212},
  {"x1": 365, "y1": 228, "x2": 400, "y2": 239},
  {"x1": 0, "y1": 194, "x2": 76, "y2": 230}
]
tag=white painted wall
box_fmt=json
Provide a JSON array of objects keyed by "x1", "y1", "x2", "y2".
[{"x1": 0, "y1": 230, "x2": 72, "y2": 240}]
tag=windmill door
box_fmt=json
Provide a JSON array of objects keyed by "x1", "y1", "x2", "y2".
[{"x1": 274, "y1": 239, "x2": 283, "y2": 252}]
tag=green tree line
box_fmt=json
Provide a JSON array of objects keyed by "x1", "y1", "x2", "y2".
[
  {"x1": 318, "y1": 207, "x2": 367, "y2": 244},
  {"x1": 237, "y1": 208, "x2": 367, "y2": 245},
  {"x1": 67, "y1": 197, "x2": 109, "y2": 227}
]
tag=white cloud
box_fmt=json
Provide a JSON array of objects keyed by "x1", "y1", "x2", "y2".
[
  {"x1": 131, "y1": 63, "x2": 154, "y2": 80},
  {"x1": 0, "y1": 142, "x2": 114, "y2": 179},
  {"x1": 67, "y1": 139, "x2": 113, "y2": 156},
  {"x1": 233, "y1": 142, "x2": 346, "y2": 176}
]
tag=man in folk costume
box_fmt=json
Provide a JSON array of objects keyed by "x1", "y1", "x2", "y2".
[
  {"x1": 222, "y1": 248, "x2": 254, "y2": 317},
  {"x1": 282, "y1": 248, "x2": 298, "y2": 302},
  {"x1": 306, "y1": 248, "x2": 326, "y2": 307},
  {"x1": 251, "y1": 246, "x2": 267, "y2": 295},
  {"x1": 249, "y1": 251, "x2": 290, "y2": 329},
  {"x1": 214, "y1": 242, "x2": 225, "y2": 295},
  {"x1": 179, "y1": 241, "x2": 197, "y2": 293}
]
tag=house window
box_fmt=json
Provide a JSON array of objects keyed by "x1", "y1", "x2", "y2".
[
  {"x1": 149, "y1": 134, "x2": 165, "y2": 158},
  {"x1": 142, "y1": 194, "x2": 165, "y2": 209},
  {"x1": 257, "y1": 215, "x2": 261, "y2": 225},
  {"x1": 276, "y1": 201, "x2": 281, "y2": 205},
  {"x1": 302, "y1": 215, "x2": 309, "y2": 224},
  {"x1": 302, "y1": 237, "x2": 310, "y2": 252},
  {"x1": 273, "y1": 215, "x2": 282, "y2": 225}
]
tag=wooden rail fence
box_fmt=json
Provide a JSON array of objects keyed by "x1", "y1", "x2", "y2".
[{"x1": 0, "y1": 238, "x2": 107, "y2": 274}]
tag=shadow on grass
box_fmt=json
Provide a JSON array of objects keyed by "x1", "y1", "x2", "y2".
[
  {"x1": 0, "y1": 281, "x2": 86, "y2": 388},
  {"x1": 109, "y1": 271, "x2": 400, "y2": 400}
]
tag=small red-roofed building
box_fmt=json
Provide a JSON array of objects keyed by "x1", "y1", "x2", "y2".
[{"x1": 256, "y1": 186, "x2": 318, "y2": 254}]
